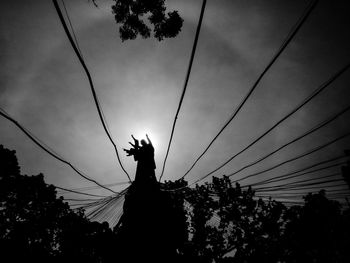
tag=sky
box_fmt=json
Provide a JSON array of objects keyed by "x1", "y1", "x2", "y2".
[{"x1": 1, "y1": 0, "x2": 350, "y2": 201}]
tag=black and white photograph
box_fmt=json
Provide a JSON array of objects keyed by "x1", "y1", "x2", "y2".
[{"x1": 1, "y1": 0, "x2": 350, "y2": 262}]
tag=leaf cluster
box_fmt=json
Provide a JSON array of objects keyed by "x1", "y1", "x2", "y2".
[
  {"x1": 1, "y1": 144, "x2": 350, "y2": 262},
  {"x1": 94, "y1": 0, "x2": 183, "y2": 41},
  {"x1": 0, "y1": 145, "x2": 115, "y2": 262},
  {"x1": 181, "y1": 176, "x2": 350, "y2": 263}
]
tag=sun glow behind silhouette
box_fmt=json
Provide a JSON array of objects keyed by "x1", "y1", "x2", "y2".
[
  {"x1": 132, "y1": 129, "x2": 160, "y2": 153},
  {"x1": 121, "y1": 118, "x2": 168, "y2": 179}
]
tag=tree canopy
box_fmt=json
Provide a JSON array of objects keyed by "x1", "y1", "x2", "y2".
[
  {"x1": 92, "y1": 0, "x2": 183, "y2": 41},
  {"x1": 1, "y1": 144, "x2": 349, "y2": 262},
  {"x1": 181, "y1": 176, "x2": 350, "y2": 263},
  {"x1": 0, "y1": 145, "x2": 115, "y2": 262}
]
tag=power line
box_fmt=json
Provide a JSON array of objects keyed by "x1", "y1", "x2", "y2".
[
  {"x1": 55, "y1": 185, "x2": 109, "y2": 198},
  {"x1": 65, "y1": 186, "x2": 128, "y2": 214},
  {"x1": 201, "y1": 158, "x2": 348, "y2": 200},
  {"x1": 249, "y1": 155, "x2": 347, "y2": 186},
  {"x1": 255, "y1": 181, "x2": 347, "y2": 194},
  {"x1": 256, "y1": 192, "x2": 350, "y2": 199},
  {"x1": 255, "y1": 194, "x2": 349, "y2": 202},
  {"x1": 52, "y1": 0, "x2": 131, "y2": 182},
  {"x1": 163, "y1": 150, "x2": 348, "y2": 194},
  {"x1": 248, "y1": 161, "x2": 347, "y2": 187},
  {"x1": 58, "y1": 180, "x2": 130, "y2": 192},
  {"x1": 77, "y1": 197, "x2": 114, "y2": 211},
  {"x1": 109, "y1": 203, "x2": 124, "y2": 227},
  {"x1": 254, "y1": 193, "x2": 349, "y2": 204},
  {"x1": 193, "y1": 62, "x2": 350, "y2": 185},
  {"x1": 253, "y1": 172, "x2": 342, "y2": 191},
  {"x1": 0, "y1": 109, "x2": 65, "y2": 161},
  {"x1": 255, "y1": 181, "x2": 347, "y2": 193},
  {"x1": 228, "y1": 103, "x2": 350, "y2": 178},
  {"x1": 159, "y1": 0, "x2": 207, "y2": 181},
  {"x1": 86, "y1": 197, "x2": 117, "y2": 219},
  {"x1": 0, "y1": 107, "x2": 118, "y2": 194},
  {"x1": 94, "y1": 195, "x2": 124, "y2": 223},
  {"x1": 60, "y1": 0, "x2": 84, "y2": 58},
  {"x1": 256, "y1": 187, "x2": 349, "y2": 196},
  {"x1": 181, "y1": 0, "x2": 320, "y2": 180},
  {"x1": 85, "y1": 188, "x2": 127, "y2": 223},
  {"x1": 75, "y1": 187, "x2": 127, "y2": 213},
  {"x1": 256, "y1": 196, "x2": 305, "y2": 204},
  {"x1": 72, "y1": 197, "x2": 112, "y2": 209},
  {"x1": 62, "y1": 198, "x2": 101, "y2": 202},
  {"x1": 233, "y1": 131, "x2": 350, "y2": 183}
]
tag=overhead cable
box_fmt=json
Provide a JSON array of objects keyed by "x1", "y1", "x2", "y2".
[
  {"x1": 160, "y1": 0, "x2": 207, "y2": 181},
  {"x1": 181, "y1": 0, "x2": 320, "y2": 180},
  {"x1": 0, "y1": 107, "x2": 118, "y2": 194},
  {"x1": 233, "y1": 131, "x2": 350, "y2": 183},
  {"x1": 194, "y1": 62, "x2": 350, "y2": 184},
  {"x1": 52, "y1": 0, "x2": 131, "y2": 182},
  {"x1": 55, "y1": 185, "x2": 109, "y2": 197},
  {"x1": 228, "y1": 103, "x2": 350, "y2": 178},
  {"x1": 249, "y1": 161, "x2": 347, "y2": 187}
]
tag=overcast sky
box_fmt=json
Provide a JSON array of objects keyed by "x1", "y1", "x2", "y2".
[{"x1": 1, "y1": 0, "x2": 350, "y2": 199}]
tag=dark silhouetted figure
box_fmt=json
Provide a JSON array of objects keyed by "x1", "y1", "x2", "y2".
[
  {"x1": 123, "y1": 134, "x2": 157, "y2": 187},
  {"x1": 116, "y1": 134, "x2": 182, "y2": 262}
]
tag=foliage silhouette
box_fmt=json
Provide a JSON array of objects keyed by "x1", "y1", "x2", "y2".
[
  {"x1": 341, "y1": 150, "x2": 350, "y2": 188},
  {"x1": 181, "y1": 176, "x2": 287, "y2": 262},
  {"x1": 0, "y1": 145, "x2": 115, "y2": 262},
  {"x1": 180, "y1": 176, "x2": 350, "y2": 263},
  {"x1": 1, "y1": 144, "x2": 349, "y2": 262},
  {"x1": 92, "y1": 0, "x2": 183, "y2": 41},
  {"x1": 281, "y1": 190, "x2": 350, "y2": 263}
]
